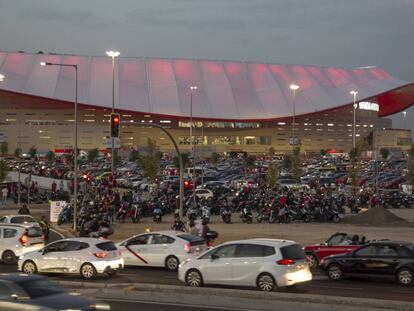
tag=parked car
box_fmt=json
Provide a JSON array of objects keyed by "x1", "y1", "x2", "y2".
[
  {"x1": 116, "y1": 231, "x2": 207, "y2": 271},
  {"x1": 0, "y1": 215, "x2": 38, "y2": 225},
  {"x1": 0, "y1": 274, "x2": 109, "y2": 310},
  {"x1": 179, "y1": 239, "x2": 312, "y2": 291},
  {"x1": 194, "y1": 188, "x2": 214, "y2": 200},
  {"x1": 18, "y1": 238, "x2": 123, "y2": 279},
  {"x1": 322, "y1": 241, "x2": 414, "y2": 286},
  {"x1": 0, "y1": 224, "x2": 44, "y2": 264},
  {"x1": 304, "y1": 233, "x2": 366, "y2": 269}
]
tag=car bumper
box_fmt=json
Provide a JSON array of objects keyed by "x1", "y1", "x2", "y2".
[
  {"x1": 276, "y1": 269, "x2": 313, "y2": 287},
  {"x1": 93, "y1": 258, "x2": 124, "y2": 274}
]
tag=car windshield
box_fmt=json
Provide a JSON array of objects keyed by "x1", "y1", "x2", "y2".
[
  {"x1": 96, "y1": 241, "x2": 117, "y2": 251},
  {"x1": 19, "y1": 279, "x2": 66, "y2": 298}
]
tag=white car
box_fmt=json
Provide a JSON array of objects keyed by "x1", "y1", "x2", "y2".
[
  {"x1": 116, "y1": 231, "x2": 207, "y2": 271},
  {"x1": 178, "y1": 239, "x2": 312, "y2": 291},
  {"x1": 18, "y1": 238, "x2": 124, "y2": 279},
  {"x1": 194, "y1": 189, "x2": 214, "y2": 199},
  {"x1": 0, "y1": 224, "x2": 45, "y2": 264},
  {"x1": 0, "y1": 215, "x2": 38, "y2": 225}
]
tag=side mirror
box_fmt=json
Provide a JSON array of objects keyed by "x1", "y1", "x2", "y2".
[{"x1": 211, "y1": 254, "x2": 219, "y2": 260}]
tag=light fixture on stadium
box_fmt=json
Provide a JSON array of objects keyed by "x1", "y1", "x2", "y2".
[
  {"x1": 290, "y1": 84, "x2": 299, "y2": 91},
  {"x1": 0, "y1": 74, "x2": 5, "y2": 81},
  {"x1": 106, "y1": 50, "x2": 120, "y2": 58}
]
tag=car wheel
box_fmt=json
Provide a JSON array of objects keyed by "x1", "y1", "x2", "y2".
[
  {"x1": 185, "y1": 269, "x2": 203, "y2": 287},
  {"x1": 396, "y1": 268, "x2": 413, "y2": 286},
  {"x1": 256, "y1": 273, "x2": 276, "y2": 291},
  {"x1": 2, "y1": 250, "x2": 16, "y2": 265},
  {"x1": 80, "y1": 263, "x2": 97, "y2": 279},
  {"x1": 306, "y1": 253, "x2": 318, "y2": 270},
  {"x1": 22, "y1": 260, "x2": 38, "y2": 274},
  {"x1": 327, "y1": 264, "x2": 344, "y2": 281},
  {"x1": 165, "y1": 256, "x2": 180, "y2": 271}
]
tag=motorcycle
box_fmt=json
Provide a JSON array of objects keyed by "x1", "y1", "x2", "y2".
[
  {"x1": 201, "y1": 205, "x2": 211, "y2": 224},
  {"x1": 153, "y1": 207, "x2": 162, "y2": 223},
  {"x1": 128, "y1": 204, "x2": 141, "y2": 223},
  {"x1": 57, "y1": 203, "x2": 72, "y2": 225},
  {"x1": 187, "y1": 206, "x2": 198, "y2": 222},
  {"x1": 240, "y1": 206, "x2": 253, "y2": 224},
  {"x1": 220, "y1": 207, "x2": 232, "y2": 224}
]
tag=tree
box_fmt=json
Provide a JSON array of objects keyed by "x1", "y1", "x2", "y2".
[
  {"x1": 320, "y1": 149, "x2": 328, "y2": 157},
  {"x1": 45, "y1": 151, "x2": 55, "y2": 162},
  {"x1": 137, "y1": 138, "x2": 162, "y2": 181},
  {"x1": 243, "y1": 154, "x2": 256, "y2": 169},
  {"x1": 173, "y1": 153, "x2": 190, "y2": 168},
  {"x1": 87, "y1": 148, "x2": 99, "y2": 162},
  {"x1": 266, "y1": 162, "x2": 278, "y2": 188},
  {"x1": 380, "y1": 148, "x2": 389, "y2": 160},
  {"x1": 0, "y1": 159, "x2": 7, "y2": 183},
  {"x1": 282, "y1": 154, "x2": 292, "y2": 170},
  {"x1": 291, "y1": 147, "x2": 302, "y2": 182},
  {"x1": 28, "y1": 146, "x2": 37, "y2": 158},
  {"x1": 268, "y1": 147, "x2": 275, "y2": 158},
  {"x1": 210, "y1": 152, "x2": 220, "y2": 167},
  {"x1": 14, "y1": 148, "x2": 21, "y2": 158},
  {"x1": 407, "y1": 144, "x2": 414, "y2": 185},
  {"x1": 129, "y1": 150, "x2": 140, "y2": 162},
  {"x1": 0, "y1": 142, "x2": 8, "y2": 156}
]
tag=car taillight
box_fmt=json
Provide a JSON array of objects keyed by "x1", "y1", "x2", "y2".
[
  {"x1": 185, "y1": 242, "x2": 191, "y2": 253},
  {"x1": 19, "y1": 234, "x2": 29, "y2": 246},
  {"x1": 94, "y1": 252, "x2": 108, "y2": 258},
  {"x1": 277, "y1": 259, "x2": 295, "y2": 265}
]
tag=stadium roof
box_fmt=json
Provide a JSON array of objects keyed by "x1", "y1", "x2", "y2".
[{"x1": 0, "y1": 51, "x2": 413, "y2": 121}]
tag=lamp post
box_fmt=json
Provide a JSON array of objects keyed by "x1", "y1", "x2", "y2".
[
  {"x1": 106, "y1": 51, "x2": 120, "y2": 179},
  {"x1": 403, "y1": 111, "x2": 407, "y2": 129},
  {"x1": 350, "y1": 91, "x2": 358, "y2": 149},
  {"x1": 289, "y1": 84, "x2": 299, "y2": 148},
  {"x1": 40, "y1": 62, "x2": 78, "y2": 231},
  {"x1": 189, "y1": 85, "x2": 197, "y2": 205}
]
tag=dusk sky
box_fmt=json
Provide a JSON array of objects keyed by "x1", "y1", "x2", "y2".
[{"x1": 1, "y1": 0, "x2": 413, "y2": 129}]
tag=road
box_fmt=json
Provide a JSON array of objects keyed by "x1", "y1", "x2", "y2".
[{"x1": 0, "y1": 230, "x2": 412, "y2": 303}]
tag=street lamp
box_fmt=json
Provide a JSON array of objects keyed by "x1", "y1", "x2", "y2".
[
  {"x1": 189, "y1": 85, "x2": 197, "y2": 205},
  {"x1": 403, "y1": 111, "x2": 407, "y2": 129},
  {"x1": 40, "y1": 61, "x2": 78, "y2": 231},
  {"x1": 106, "y1": 51, "x2": 120, "y2": 179},
  {"x1": 0, "y1": 74, "x2": 4, "y2": 82},
  {"x1": 289, "y1": 84, "x2": 299, "y2": 147},
  {"x1": 350, "y1": 91, "x2": 358, "y2": 149}
]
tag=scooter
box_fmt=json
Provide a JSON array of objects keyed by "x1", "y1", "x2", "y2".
[
  {"x1": 153, "y1": 207, "x2": 162, "y2": 223},
  {"x1": 220, "y1": 207, "x2": 232, "y2": 224},
  {"x1": 240, "y1": 205, "x2": 253, "y2": 224}
]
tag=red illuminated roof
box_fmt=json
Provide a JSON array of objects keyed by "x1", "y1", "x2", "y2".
[{"x1": 0, "y1": 51, "x2": 413, "y2": 120}]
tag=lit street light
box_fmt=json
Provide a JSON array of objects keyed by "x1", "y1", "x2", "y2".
[
  {"x1": 403, "y1": 111, "x2": 407, "y2": 129},
  {"x1": 40, "y1": 61, "x2": 78, "y2": 231},
  {"x1": 289, "y1": 84, "x2": 299, "y2": 147},
  {"x1": 189, "y1": 85, "x2": 197, "y2": 205},
  {"x1": 0, "y1": 74, "x2": 5, "y2": 82},
  {"x1": 350, "y1": 91, "x2": 358, "y2": 149},
  {"x1": 106, "y1": 50, "x2": 120, "y2": 179}
]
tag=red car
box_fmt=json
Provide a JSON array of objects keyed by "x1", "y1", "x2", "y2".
[{"x1": 304, "y1": 233, "x2": 366, "y2": 269}]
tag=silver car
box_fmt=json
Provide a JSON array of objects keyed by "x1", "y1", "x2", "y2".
[{"x1": 18, "y1": 238, "x2": 124, "y2": 279}]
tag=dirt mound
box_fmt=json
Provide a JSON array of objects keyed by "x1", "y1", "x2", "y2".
[{"x1": 343, "y1": 207, "x2": 412, "y2": 227}]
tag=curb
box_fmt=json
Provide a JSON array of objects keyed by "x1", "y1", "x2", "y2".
[{"x1": 56, "y1": 281, "x2": 414, "y2": 311}]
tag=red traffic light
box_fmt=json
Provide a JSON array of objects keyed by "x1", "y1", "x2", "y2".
[{"x1": 113, "y1": 116, "x2": 119, "y2": 124}]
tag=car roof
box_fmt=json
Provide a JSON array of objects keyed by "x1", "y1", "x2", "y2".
[
  {"x1": 369, "y1": 240, "x2": 413, "y2": 247},
  {"x1": 1, "y1": 215, "x2": 35, "y2": 218},
  {"x1": 221, "y1": 238, "x2": 298, "y2": 247},
  {"x1": 50, "y1": 238, "x2": 113, "y2": 244}
]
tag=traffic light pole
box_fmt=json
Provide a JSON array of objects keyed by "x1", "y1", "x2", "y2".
[{"x1": 111, "y1": 56, "x2": 115, "y2": 180}]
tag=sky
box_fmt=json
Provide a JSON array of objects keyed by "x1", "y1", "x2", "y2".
[{"x1": 0, "y1": 0, "x2": 413, "y2": 129}]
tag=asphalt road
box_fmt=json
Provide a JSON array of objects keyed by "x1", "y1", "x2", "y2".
[{"x1": 0, "y1": 230, "x2": 412, "y2": 303}]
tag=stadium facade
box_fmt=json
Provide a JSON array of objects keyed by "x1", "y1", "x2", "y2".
[{"x1": 0, "y1": 51, "x2": 413, "y2": 155}]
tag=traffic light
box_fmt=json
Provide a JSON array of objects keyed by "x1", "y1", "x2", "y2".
[{"x1": 110, "y1": 113, "x2": 120, "y2": 137}]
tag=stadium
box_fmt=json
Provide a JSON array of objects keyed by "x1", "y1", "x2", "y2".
[{"x1": 0, "y1": 51, "x2": 413, "y2": 155}]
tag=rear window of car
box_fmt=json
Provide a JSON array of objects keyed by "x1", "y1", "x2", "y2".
[
  {"x1": 26, "y1": 226, "x2": 43, "y2": 238},
  {"x1": 96, "y1": 241, "x2": 117, "y2": 251},
  {"x1": 178, "y1": 234, "x2": 205, "y2": 246},
  {"x1": 280, "y1": 244, "x2": 306, "y2": 260}
]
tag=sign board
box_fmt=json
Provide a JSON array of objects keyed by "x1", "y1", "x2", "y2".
[
  {"x1": 105, "y1": 137, "x2": 121, "y2": 149},
  {"x1": 50, "y1": 201, "x2": 65, "y2": 223},
  {"x1": 0, "y1": 133, "x2": 4, "y2": 143},
  {"x1": 359, "y1": 101, "x2": 379, "y2": 112}
]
